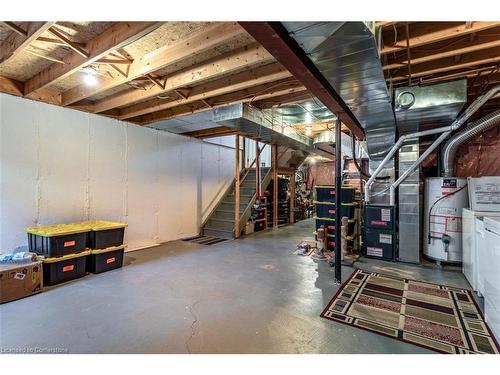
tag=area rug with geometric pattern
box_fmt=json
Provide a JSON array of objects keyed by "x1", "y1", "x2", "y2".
[{"x1": 320, "y1": 269, "x2": 500, "y2": 354}]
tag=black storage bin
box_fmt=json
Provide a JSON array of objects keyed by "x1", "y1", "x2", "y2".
[
  {"x1": 365, "y1": 205, "x2": 395, "y2": 230},
  {"x1": 254, "y1": 220, "x2": 266, "y2": 232},
  {"x1": 315, "y1": 202, "x2": 357, "y2": 219},
  {"x1": 86, "y1": 245, "x2": 126, "y2": 274},
  {"x1": 43, "y1": 250, "x2": 90, "y2": 286},
  {"x1": 364, "y1": 228, "x2": 396, "y2": 261},
  {"x1": 84, "y1": 221, "x2": 127, "y2": 249},
  {"x1": 315, "y1": 186, "x2": 356, "y2": 203},
  {"x1": 27, "y1": 225, "x2": 89, "y2": 258}
]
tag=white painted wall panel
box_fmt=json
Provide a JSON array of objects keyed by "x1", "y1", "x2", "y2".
[
  {"x1": 37, "y1": 103, "x2": 89, "y2": 225},
  {"x1": 0, "y1": 95, "x2": 38, "y2": 250},
  {"x1": 0, "y1": 93, "x2": 235, "y2": 251},
  {"x1": 88, "y1": 116, "x2": 126, "y2": 223}
]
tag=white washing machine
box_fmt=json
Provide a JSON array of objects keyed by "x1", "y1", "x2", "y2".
[
  {"x1": 483, "y1": 217, "x2": 500, "y2": 342},
  {"x1": 462, "y1": 209, "x2": 500, "y2": 293}
]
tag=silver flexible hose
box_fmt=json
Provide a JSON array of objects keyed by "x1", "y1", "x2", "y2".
[{"x1": 442, "y1": 109, "x2": 500, "y2": 177}]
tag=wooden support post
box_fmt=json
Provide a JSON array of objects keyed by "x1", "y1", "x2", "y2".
[
  {"x1": 272, "y1": 144, "x2": 278, "y2": 229},
  {"x1": 255, "y1": 140, "x2": 261, "y2": 198},
  {"x1": 290, "y1": 171, "x2": 296, "y2": 224},
  {"x1": 242, "y1": 137, "x2": 246, "y2": 170},
  {"x1": 235, "y1": 135, "x2": 241, "y2": 239},
  {"x1": 334, "y1": 116, "x2": 342, "y2": 284}
]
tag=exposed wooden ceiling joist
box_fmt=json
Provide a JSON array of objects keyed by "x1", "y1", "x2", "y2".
[
  {"x1": 116, "y1": 62, "x2": 290, "y2": 120},
  {"x1": 381, "y1": 22, "x2": 500, "y2": 55},
  {"x1": 251, "y1": 90, "x2": 314, "y2": 109},
  {"x1": 1, "y1": 22, "x2": 28, "y2": 37},
  {"x1": 181, "y1": 126, "x2": 238, "y2": 139},
  {"x1": 61, "y1": 22, "x2": 247, "y2": 106},
  {"x1": 46, "y1": 26, "x2": 90, "y2": 58},
  {"x1": 24, "y1": 22, "x2": 162, "y2": 98},
  {"x1": 388, "y1": 47, "x2": 500, "y2": 82},
  {"x1": 131, "y1": 81, "x2": 307, "y2": 125},
  {"x1": 383, "y1": 32, "x2": 500, "y2": 71},
  {"x1": 0, "y1": 75, "x2": 61, "y2": 104},
  {"x1": 91, "y1": 43, "x2": 273, "y2": 114},
  {"x1": 0, "y1": 22, "x2": 55, "y2": 64}
]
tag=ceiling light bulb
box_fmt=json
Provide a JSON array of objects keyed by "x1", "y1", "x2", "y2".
[
  {"x1": 305, "y1": 125, "x2": 312, "y2": 136},
  {"x1": 83, "y1": 73, "x2": 98, "y2": 86}
]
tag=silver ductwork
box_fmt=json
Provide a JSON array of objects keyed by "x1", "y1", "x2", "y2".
[
  {"x1": 282, "y1": 22, "x2": 396, "y2": 160},
  {"x1": 312, "y1": 130, "x2": 354, "y2": 158},
  {"x1": 442, "y1": 109, "x2": 500, "y2": 177},
  {"x1": 395, "y1": 79, "x2": 467, "y2": 134}
]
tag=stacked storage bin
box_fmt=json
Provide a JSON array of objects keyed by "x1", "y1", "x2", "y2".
[
  {"x1": 84, "y1": 221, "x2": 127, "y2": 274},
  {"x1": 26, "y1": 223, "x2": 91, "y2": 286},
  {"x1": 314, "y1": 185, "x2": 358, "y2": 252},
  {"x1": 26, "y1": 221, "x2": 127, "y2": 286}
]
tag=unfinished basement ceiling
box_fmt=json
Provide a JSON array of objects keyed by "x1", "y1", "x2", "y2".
[{"x1": 1, "y1": 20, "x2": 500, "y2": 140}]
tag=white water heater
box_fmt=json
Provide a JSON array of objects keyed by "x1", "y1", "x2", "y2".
[{"x1": 423, "y1": 177, "x2": 468, "y2": 263}]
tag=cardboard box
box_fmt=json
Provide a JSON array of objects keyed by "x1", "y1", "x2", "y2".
[{"x1": 0, "y1": 261, "x2": 43, "y2": 304}]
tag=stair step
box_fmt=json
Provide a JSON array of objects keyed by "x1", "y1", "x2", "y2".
[
  {"x1": 203, "y1": 227, "x2": 233, "y2": 239},
  {"x1": 205, "y1": 218, "x2": 235, "y2": 231},
  {"x1": 212, "y1": 210, "x2": 235, "y2": 220}
]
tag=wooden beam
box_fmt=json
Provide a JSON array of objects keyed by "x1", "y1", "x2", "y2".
[
  {"x1": 132, "y1": 81, "x2": 307, "y2": 125},
  {"x1": 235, "y1": 135, "x2": 241, "y2": 239},
  {"x1": 0, "y1": 75, "x2": 62, "y2": 105},
  {"x1": 384, "y1": 33, "x2": 500, "y2": 71},
  {"x1": 1, "y1": 22, "x2": 27, "y2": 36},
  {"x1": 47, "y1": 26, "x2": 89, "y2": 58},
  {"x1": 181, "y1": 126, "x2": 238, "y2": 139},
  {"x1": 239, "y1": 22, "x2": 365, "y2": 140},
  {"x1": 251, "y1": 90, "x2": 313, "y2": 109},
  {"x1": 389, "y1": 47, "x2": 500, "y2": 82},
  {"x1": 24, "y1": 22, "x2": 162, "y2": 97},
  {"x1": 272, "y1": 144, "x2": 278, "y2": 229},
  {"x1": 26, "y1": 49, "x2": 65, "y2": 64},
  {"x1": 35, "y1": 36, "x2": 85, "y2": 48},
  {"x1": 381, "y1": 22, "x2": 500, "y2": 55},
  {"x1": 61, "y1": 22, "x2": 247, "y2": 106},
  {"x1": 117, "y1": 62, "x2": 289, "y2": 120},
  {"x1": 93, "y1": 43, "x2": 273, "y2": 114},
  {"x1": 376, "y1": 21, "x2": 397, "y2": 29},
  {"x1": 0, "y1": 22, "x2": 55, "y2": 64}
]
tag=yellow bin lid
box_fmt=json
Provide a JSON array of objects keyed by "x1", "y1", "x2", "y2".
[{"x1": 26, "y1": 223, "x2": 90, "y2": 237}]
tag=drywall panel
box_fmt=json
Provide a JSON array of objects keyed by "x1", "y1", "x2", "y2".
[
  {"x1": 0, "y1": 95, "x2": 38, "y2": 250},
  {"x1": 0, "y1": 93, "x2": 239, "y2": 251},
  {"x1": 126, "y1": 123, "x2": 159, "y2": 250},
  {"x1": 157, "y1": 131, "x2": 185, "y2": 242},
  {"x1": 37, "y1": 103, "x2": 89, "y2": 224},
  {"x1": 88, "y1": 115, "x2": 126, "y2": 222}
]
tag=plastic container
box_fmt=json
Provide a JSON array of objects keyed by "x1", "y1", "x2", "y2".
[
  {"x1": 325, "y1": 234, "x2": 355, "y2": 252},
  {"x1": 314, "y1": 217, "x2": 356, "y2": 236},
  {"x1": 83, "y1": 221, "x2": 127, "y2": 249},
  {"x1": 86, "y1": 245, "x2": 126, "y2": 274},
  {"x1": 315, "y1": 185, "x2": 356, "y2": 203},
  {"x1": 42, "y1": 250, "x2": 90, "y2": 286},
  {"x1": 314, "y1": 201, "x2": 357, "y2": 219},
  {"x1": 26, "y1": 224, "x2": 89, "y2": 257}
]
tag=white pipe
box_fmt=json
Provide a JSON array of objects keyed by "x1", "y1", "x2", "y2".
[{"x1": 364, "y1": 125, "x2": 454, "y2": 202}]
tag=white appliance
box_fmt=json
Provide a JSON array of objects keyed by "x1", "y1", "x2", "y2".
[
  {"x1": 424, "y1": 177, "x2": 468, "y2": 263},
  {"x1": 483, "y1": 216, "x2": 500, "y2": 342},
  {"x1": 462, "y1": 209, "x2": 500, "y2": 292},
  {"x1": 468, "y1": 176, "x2": 500, "y2": 211}
]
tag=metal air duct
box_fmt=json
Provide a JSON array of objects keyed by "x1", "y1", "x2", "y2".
[{"x1": 442, "y1": 109, "x2": 500, "y2": 177}]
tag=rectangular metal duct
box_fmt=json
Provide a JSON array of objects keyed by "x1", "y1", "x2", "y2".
[
  {"x1": 394, "y1": 79, "x2": 467, "y2": 134},
  {"x1": 282, "y1": 21, "x2": 397, "y2": 161}
]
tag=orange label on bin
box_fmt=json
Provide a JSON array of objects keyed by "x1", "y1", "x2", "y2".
[
  {"x1": 106, "y1": 257, "x2": 116, "y2": 264},
  {"x1": 63, "y1": 240, "x2": 76, "y2": 247},
  {"x1": 62, "y1": 265, "x2": 75, "y2": 272}
]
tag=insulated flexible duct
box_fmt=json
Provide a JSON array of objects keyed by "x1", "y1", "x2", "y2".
[{"x1": 442, "y1": 109, "x2": 500, "y2": 177}]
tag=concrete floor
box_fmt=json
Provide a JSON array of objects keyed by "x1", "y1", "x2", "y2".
[{"x1": 0, "y1": 219, "x2": 473, "y2": 354}]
